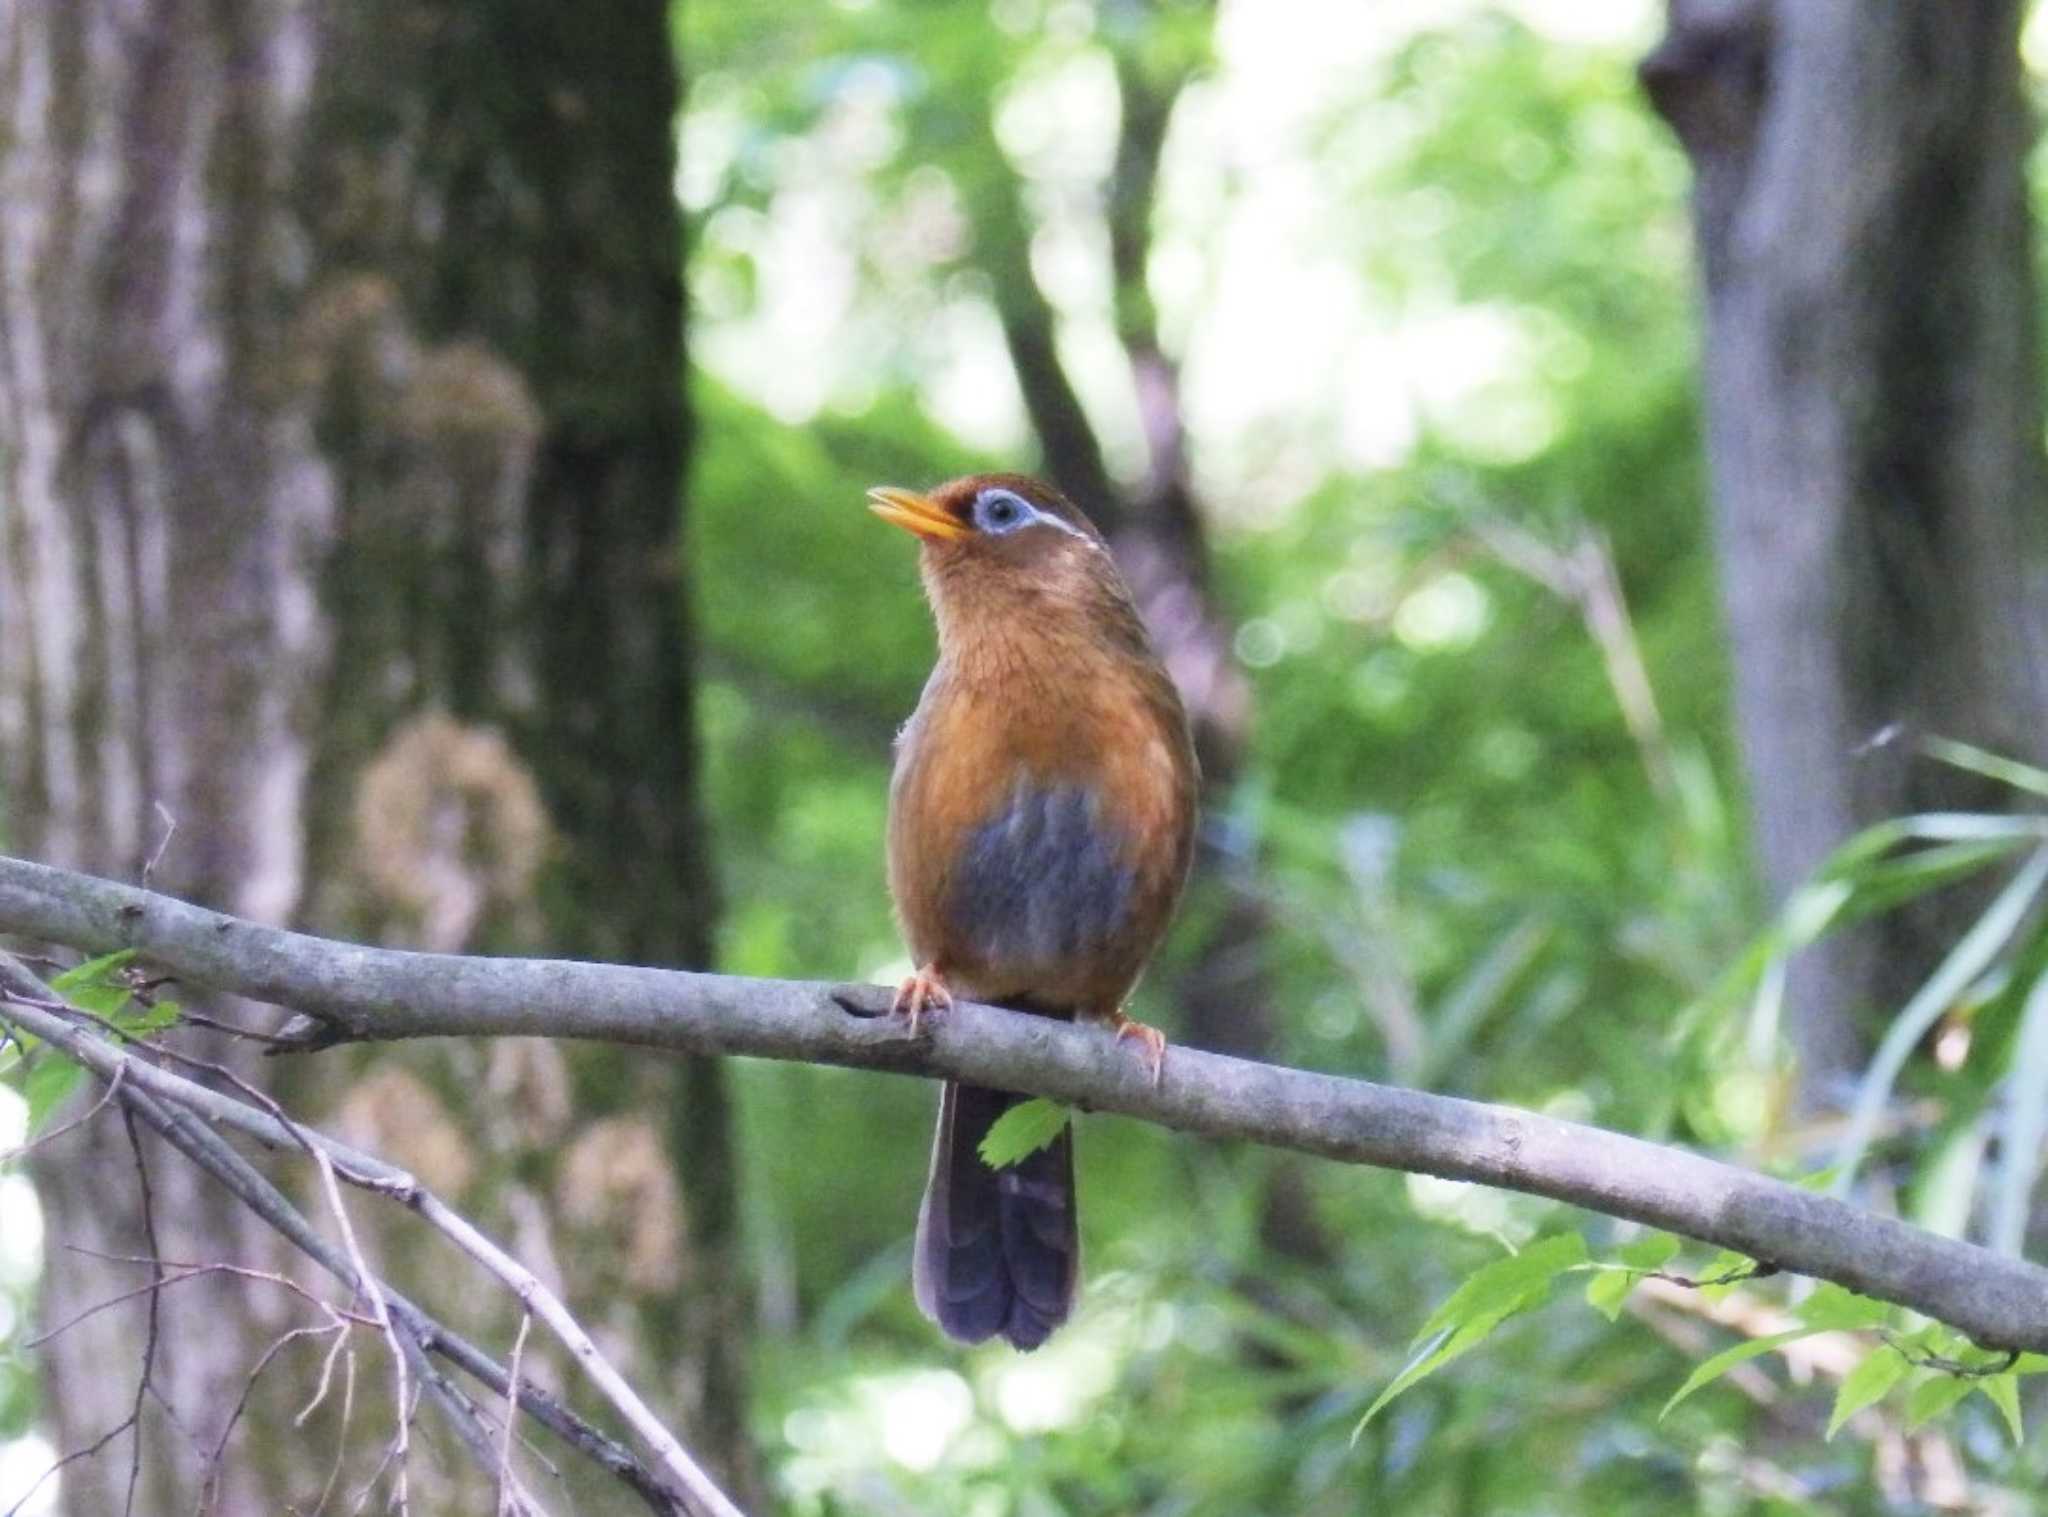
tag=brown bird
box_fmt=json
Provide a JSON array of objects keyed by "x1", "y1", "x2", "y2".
[{"x1": 868, "y1": 473, "x2": 1199, "y2": 1350}]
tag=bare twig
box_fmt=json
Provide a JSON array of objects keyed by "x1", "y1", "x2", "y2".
[
  {"x1": 499, "y1": 1314, "x2": 532, "y2": 1517},
  {"x1": 122, "y1": 1106, "x2": 160, "y2": 1517},
  {"x1": 307, "y1": 1332, "x2": 359, "y2": 1517},
  {"x1": 141, "y1": 802, "x2": 178, "y2": 889},
  {"x1": 58, "y1": 986, "x2": 730, "y2": 1514},
  {"x1": 200, "y1": 1319, "x2": 350, "y2": 1515},
  {"x1": 0, "y1": 957, "x2": 700, "y2": 1516},
  {"x1": 314, "y1": 1148, "x2": 412, "y2": 1515},
  {"x1": 6, "y1": 854, "x2": 2048, "y2": 1356}
]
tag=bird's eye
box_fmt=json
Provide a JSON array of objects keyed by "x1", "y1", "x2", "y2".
[{"x1": 974, "y1": 490, "x2": 1031, "y2": 535}]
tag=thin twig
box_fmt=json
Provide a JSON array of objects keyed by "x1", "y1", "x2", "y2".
[
  {"x1": 316, "y1": 1148, "x2": 411, "y2": 1516},
  {"x1": 121, "y1": 1106, "x2": 161, "y2": 1517},
  {"x1": 0, "y1": 959, "x2": 694, "y2": 1516},
  {"x1": 199, "y1": 1321, "x2": 349, "y2": 1515},
  {"x1": 499, "y1": 1314, "x2": 532, "y2": 1516},
  {"x1": 141, "y1": 803, "x2": 178, "y2": 889},
  {"x1": 309, "y1": 1335, "x2": 359, "y2": 1517}
]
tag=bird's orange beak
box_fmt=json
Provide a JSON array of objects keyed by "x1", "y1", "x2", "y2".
[{"x1": 867, "y1": 486, "x2": 970, "y2": 543}]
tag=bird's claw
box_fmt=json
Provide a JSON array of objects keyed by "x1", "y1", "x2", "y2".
[
  {"x1": 1112, "y1": 1013, "x2": 1167, "y2": 1088},
  {"x1": 892, "y1": 966, "x2": 953, "y2": 1038}
]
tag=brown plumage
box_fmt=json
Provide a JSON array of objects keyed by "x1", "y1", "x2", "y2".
[{"x1": 868, "y1": 473, "x2": 1199, "y2": 1349}]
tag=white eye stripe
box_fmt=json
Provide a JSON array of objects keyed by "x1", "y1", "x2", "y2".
[{"x1": 974, "y1": 487, "x2": 1088, "y2": 541}]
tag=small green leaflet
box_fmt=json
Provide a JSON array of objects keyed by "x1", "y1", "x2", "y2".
[
  {"x1": 1979, "y1": 1371, "x2": 2024, "y2": 1444},
  {"x1": 1795, "y1": 1283, "x2": 1893, "y2": 1333},
  {"x1": 978, "y1": 1098, "x2": 1068, "y2": 1169},
  {"x1": 113, "y1": 999, "x2": 181, "y2": 1039},
  {"x1": 1905, "y1": 1373, "x2": 1974, "y2": 1430},
  {"x1": 1828, "y1": 1345, "x2": 1907, "y2": 1439},
  {"x1": 1661, "y1": 1330, "x2": 1810, "y2": 1419},
  {"x1": 1694, "y1": 1248, "x2": 1756, "y2": 1303},
  {"x1": 1355, "y1": 1232, "x2": 1587, "y2": 1436},
  {"x1": 1585, "y1": 1232, "x2": 1680, "y2": 1321},
  {"x1": 23, "y1": 1055, "x2": 86, "y2": 1138},
  {"x1": 12, "y1": 950, "x2": 180, "y2": 1138},
  {"x1": 50, "y1": 949, "x2": 139, "y2": 1017}
]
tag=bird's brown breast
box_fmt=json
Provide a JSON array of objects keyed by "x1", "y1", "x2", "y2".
[{"x1": 888, "y1": 632, "x2": 1196, "y2": 1018}]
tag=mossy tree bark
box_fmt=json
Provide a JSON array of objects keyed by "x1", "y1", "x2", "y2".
[
  {"x1": 0, "y1": 1, "x2": 750, "y2": 1510},
  {"x1": 1644, "y1": 0, "x2": 2048, "y2": 1110}
]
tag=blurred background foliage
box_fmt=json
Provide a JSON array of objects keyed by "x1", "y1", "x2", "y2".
[
  {"x1": 677, "y1": 0, "x2": 2047, "y2": 1512},
  {"x1": 6, "y1": 0, "x2": 2048, "y2": 1511}
]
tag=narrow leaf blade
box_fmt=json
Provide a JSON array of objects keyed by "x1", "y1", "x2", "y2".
[
  {"x1": 1417, "y1": 1232, "x2": 1587, "y2": 1342},
  {"x1": 1585, "y1": 1233, "x2": 1680, "y2": 1322},
  {"x1": 1828, "y1": 1346, "x2": 1907, "y2": 1439},
  {"x1": 1979, "y1": 1372, "x2": 2024, "y2": 1445},
  {"x1": 1662, "y1": 1331, "x2": 1811, "y2": 1420},
  {"x1": 1905, "y1": 1373, "x2": 1975, "y2": 1430}
]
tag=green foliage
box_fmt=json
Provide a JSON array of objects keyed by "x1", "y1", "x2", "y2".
[
  {"x1": 3, "y1": 948, "x2": 185, "y2": 1455},
  {"x1": 1661, "y1": 1331, "x2": 1809, "y2": 1420},
  {"x1": 1583, "y1": 1230, "x2": 1679, "y2": 1321},
  {"x1": 978, "y1": 1097, "x2": 1069, "y2": 1169},
  {"x1": 9, "y1": 950, "x2": 180, "y2": 1136},
  {"x1": 679, "y1": 0, "x2": 2048, "y2": 1509},
  {"x1": 1827, "y1": 1346, "x2": 1908, "y2": 1438},
  {"x1": 1357, "y1": 1231, "x2": 1587, "y2": 1431}
]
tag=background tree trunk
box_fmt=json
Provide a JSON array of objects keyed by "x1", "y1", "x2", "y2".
[
  {"x1": 1643, "y1": 0, "x2": 2048, "y2": 1110},
  {"x1": 971, "y1": 0, "x2": 1329, "y2": 1264},
  {"x1": 0, "y1": 1, "x2": 750, "y2": 1510}
]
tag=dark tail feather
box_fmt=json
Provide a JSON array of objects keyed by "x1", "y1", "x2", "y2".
[{"x1": 914, "y1": 1081, "x2": 1077, "y2": 1350}]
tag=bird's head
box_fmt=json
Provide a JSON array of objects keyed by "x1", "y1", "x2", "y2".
[{"x1": 868, "y1": 474, "x2": 1134, "y2": 648}]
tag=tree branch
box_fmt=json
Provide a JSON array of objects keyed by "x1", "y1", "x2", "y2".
[{"x1": 4, "y1": 852, "x2": 2048, "y2": 1353}]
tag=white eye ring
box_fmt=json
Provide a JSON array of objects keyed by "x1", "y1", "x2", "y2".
[{"x1": 975, "y1": 489, "x2": 1033, "y2": 534}]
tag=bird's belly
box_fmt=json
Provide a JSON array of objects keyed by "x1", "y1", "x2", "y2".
[{"x1": 938, "y1": 778, "x2": 1139, "y2": 988}]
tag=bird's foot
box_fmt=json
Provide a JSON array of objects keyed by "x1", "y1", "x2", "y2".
[
  {"x1": 892, "y1": 965, "x2": 953, "y2": 1038},
  {"x1": 1111, "y1": 1012, "x2": 1167, "y2": 1087}
]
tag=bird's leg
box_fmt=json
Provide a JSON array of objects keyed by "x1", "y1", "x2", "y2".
[
  {"x1": 892, "y1": 964, "x2": 954, "y2": 1038},
  {"x1": 1110, "y1": 1011, "x2": 1167, "y2": 1087}
]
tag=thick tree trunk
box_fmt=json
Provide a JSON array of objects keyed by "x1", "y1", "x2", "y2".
[
  {"x1": 0, "y1": 1, "x2": 748, "y2": 1510},
  {"x1": 0, "y1": 5, "x2": 330, "y2": 1509},
  {"x1": 1644, "y1": 0, "x2": 2048, "y2": 1108}
]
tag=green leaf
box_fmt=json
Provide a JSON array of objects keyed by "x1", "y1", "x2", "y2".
[
  {"x1": 1922, "y1": 736, "x2": 2048, "y2": 800},
  {"x1": 1695, "y1": 1249, "x2": 1757, "y2": 1302},
  {"x1": 1979, "y1": 1371, "x2": 2024, "y2": 1444},
  {"x1": 1905, "y1": 1372, "x2": 1975, "y2": 1430},
  {"x1": 48, "y1": 949, "x2": 138, "y2": 993},
  {"x1": 50, "y1": 948, "x2": 139, "y2": 1019},
  {"x1": 1991, "y1": 968, "x2": 2048, "y2": 1255},
  {"x1": 1781, "y1": 881, "x2": 1852, "y2": 948},
  {"x1": 1832, "y1": 846, "x2": 2048, "y2": 1197},
  {"x1": 1796, "y1": 1284, "x2": 1892, "y2": 1333},
  {"x1": 1661, "y1": 1330, "x2": 1810, "y2": 1419},
  {"x1": 1416, "y1": 1232, "x2": 1587, "y2": 1342},
  {"x1": 24, "y1": 1055, "x2": 86, "y2": 1137},
  {"x1": 1585, "y1": 1233, "x2": 1680, "y2": 1321},
  {"x1": 977, "y1": 1098, "x2": 1068, "y2": 1169},
  {"x1": 114, "y1": 999, "x2": 180, "y2": 1039},
  {"x1": 1356, "y1": 1233, "x2": 1586, "y2": 1436},
  {"x1": 1828, "y1": 1345, "x2": 1907, "y2": 1438}
]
